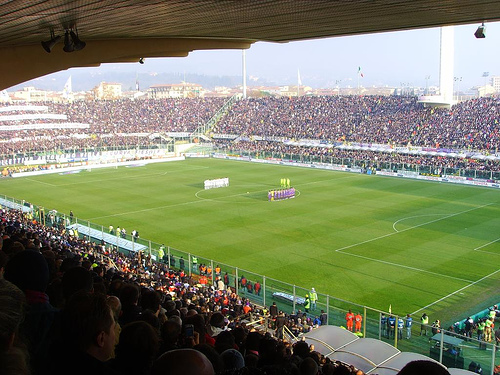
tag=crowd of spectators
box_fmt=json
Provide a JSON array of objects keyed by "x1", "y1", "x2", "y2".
[
  {"x1": 214, "y1": 96, "x2": 500, "y2": 152},
  {"x1": 214, "y1": 140, "x2": 500, "y2": 173},
  {"x1": 0, "y1": 206, "x2": 381, "y2": 375},
  {"x1": 0, "y1": 96, "x2": 499, "y2": 160},
  {"x1": 0, "y1": 98, "x2": 226, "y2": 154},
  {"x1": 0, "y1": 95, "x2": 498, "y2": 177}
]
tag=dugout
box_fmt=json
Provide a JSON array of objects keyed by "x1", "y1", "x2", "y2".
[{"x1": 429, "y1": 333, "x2": 464, "y2": 369}]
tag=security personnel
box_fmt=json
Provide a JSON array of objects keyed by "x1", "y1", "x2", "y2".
[
  {"x1": 310, "y1": 288, "x2": 318, "y2": 310},
  {"x1": 388, "y1": 315, "x2": 396, "y2": 338},
  {"x1": 304, "y1": 294, "x2": 311, "y2": 313},
  {"x1": 485, "y1": 317, "x2": 493, "y2": 342},
  {"x1": 405, "y1": 314, "x2": 413, "y2": 339},
  {"x1": 420, "y1": 313, "x2": 429, "y2": 336},
  {"x1": 381, "y1": 313, "x2": 388, "y2": 338},
  {"x1": 192, "y1": 256, "x2": 198, "y2": 272},
  {"x1": 397, "y1": 317, "x2": 404, "y2": 339},
  {"x1": 345, "y1": 310, "x2": 355, "y2": 331},
  {"x1": 354, "y1": 312, "x2": 363, "y2": 333},
  {"x1": 477, "y1": 319, "x2": 485, "y2": 341}
]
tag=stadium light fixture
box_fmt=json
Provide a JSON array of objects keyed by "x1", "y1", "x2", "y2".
[
  {"x1": 41, "y1": 30, "x2": 61, "y2": 53},
  {"x1": 475, "y1": 22, "x2": 486, "y2": 38},
  {"x1": 63, "y1": 27, "x2": 86, "y2": 53}
]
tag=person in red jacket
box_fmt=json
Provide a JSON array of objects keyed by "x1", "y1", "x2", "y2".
[
  {"x1": 254, "y1": 281, "x2": 261, "y2": 296},
  {"x1": 345, "y1": 309, "x2": 354, "y2": 332}
]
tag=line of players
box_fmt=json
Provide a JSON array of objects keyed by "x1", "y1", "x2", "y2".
[
  {"x1": 268, "y1": 188, "x2": 296, "y2": 201},
  {"x1": 204, "y1": 177, "x2": 229, "y2": 190},
  {"x1": 269, "y1": 177, "x2": 295, "y2": 201}
]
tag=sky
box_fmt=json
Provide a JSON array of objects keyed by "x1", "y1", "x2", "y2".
[{"x1": 30, "y1": 21, "x2": 500, "y2": 91}]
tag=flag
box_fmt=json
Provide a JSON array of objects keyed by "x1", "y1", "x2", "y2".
[
  {"x1": 298, "y1": 69, "x2": 302, "y2": 86},
  {"x1": 358, "y1": 66, "x2": 364, "y2": 78},
  {"x1": 62, "y1": 76, "x2": 72, "y2": 98},
  {"x1": 136, "y1": 79, "x2": 140, "y2": 91}
]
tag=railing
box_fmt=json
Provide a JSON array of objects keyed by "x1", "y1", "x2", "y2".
[
  {"x1": 1, "y1": 189, "x2": 499, "y2": 373},
  {"x1": 213, "y1": 146, "x2": 500, "y2": 181},
  {"x1": 190, "y1": 94, "x2": 240, "y2": 140}
]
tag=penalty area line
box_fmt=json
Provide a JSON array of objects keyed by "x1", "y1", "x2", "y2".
[
  {"x1": 335, "y1": 249, "x2": 472, "y2": 283},
  {"x1": 474, "y1": 237, "x2": 500, "y2": 255},
  {"x1": 24, "y1": 178, "x2": 57, "y2": 187},
  {"x1": 411, "y1": 268, "x2": 500, "y2": 315},
  {"x1": 334, "y1": 203, "x2": 492, "y2": 283}
]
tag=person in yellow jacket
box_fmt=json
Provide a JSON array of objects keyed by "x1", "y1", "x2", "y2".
[
  {"x1": 420, "y1": 313, "x2": 429, "y2": 336},
  {"x1": 310, "y1": 288, "x2": 318, "y2": 310}
]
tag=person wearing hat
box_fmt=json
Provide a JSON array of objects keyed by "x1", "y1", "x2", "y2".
[
  {"x1": 304, "y1": 293, "x2": 311, "y2": 313},
  {"x1": 310, "y1": 287, "x2": 318, "y2": 310}
]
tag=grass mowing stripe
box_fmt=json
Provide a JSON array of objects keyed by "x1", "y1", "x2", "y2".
[
  {"x1": 2, "y1": 158, "x2": 500, "y2": 322},
  {"x1": 411, "y1": 268, "x2": 500, "y2": 315}
]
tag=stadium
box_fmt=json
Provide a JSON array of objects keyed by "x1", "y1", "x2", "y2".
[{"x1": 2, "y1": 2, "x2": 500, "y2": 375}]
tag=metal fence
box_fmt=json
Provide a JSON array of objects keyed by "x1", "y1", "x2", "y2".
[
  {"x1": 2, "y1": 192, "x2": 499, "y2": 374},
  {"x1": 213, "y1": 146, "x2": 500, "y2": 181}
]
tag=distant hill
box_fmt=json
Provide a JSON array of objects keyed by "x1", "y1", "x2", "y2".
[{"x1": 9, "y1": 71, "x2": 276, "y2": 92}]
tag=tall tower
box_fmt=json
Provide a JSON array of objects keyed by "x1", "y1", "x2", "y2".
[{"x1": 439, "y1": 26, "x2": 454, "y2": 104}]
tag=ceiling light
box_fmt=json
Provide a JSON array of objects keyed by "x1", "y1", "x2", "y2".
[
  {"x1": 63, "y1": 30, "x2": 75, "y2": 52},
  {"x1": 41, "y1": 30, "x2": 61, "y2": 53},
  {"x1": 70, "y1": 30, "x2": 86, "y2": 51},
  {"x1": 63, "y1": 28, "x2": 86, "y2": 52}
]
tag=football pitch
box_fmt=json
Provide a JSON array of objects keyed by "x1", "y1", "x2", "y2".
[{"x1": 2, "y1": 157, "x2": 500, "y2": 324}]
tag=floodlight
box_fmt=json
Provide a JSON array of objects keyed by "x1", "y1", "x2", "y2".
[
  {"x1": 41, "y1": 30, "x2": 61, "y2": 53},
  {"x1": 63, "y1": 28, "x2": 86, "y2": 52},
  {"x1": 63, "y1": 30, "x2": 75, "y2": 52},
  {"x1": 475, "y1": 23, "x2": 486, "y2": 38}
]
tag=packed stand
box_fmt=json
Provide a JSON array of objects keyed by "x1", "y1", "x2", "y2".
[
  {"x1": 214, "y1": 140, "x2": 500, "y2": 173},
  {"x1": 215, "y1": 96, "x2": 500, "y2": 152},
  {"x1": 0, "y1": 98, "x2": 226, "y2": 155},
  {"x1": 0, "y1": 207, "x2": 376, "y2": 375}
]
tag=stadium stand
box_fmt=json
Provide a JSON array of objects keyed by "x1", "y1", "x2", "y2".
[
  {"x1": 0, "y1": 203, "x2": 482, "y2": 375},
  {"x1": 1, "y1": 95, "x2": 498, "y2": 374},
  {"x1": 0, "y1": 96, "x2": 499, "y2": 175}
]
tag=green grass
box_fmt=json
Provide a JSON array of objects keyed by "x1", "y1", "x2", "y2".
[{"x1": 2, "y1": 158, "x2": 500, "y2": 325}]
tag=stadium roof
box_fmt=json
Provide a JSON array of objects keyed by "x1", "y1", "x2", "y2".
[
  {"x1": 302, "y1": 326, "x2": 459, "y2": 374},
  {"x1": 1, "y1": 1, "x2": 500, "y2": 90}
]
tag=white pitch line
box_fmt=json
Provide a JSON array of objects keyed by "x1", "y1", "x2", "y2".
[
  {"x1": 474, "y1": 238, "x2": 500, "y2": 251},
  {"x1": 334, "y1": 203, "x2": 492, "y2": 282},
  {"x1": 24, "y1": 178, "x2": 57, "y2": 187},
  {"x1": 56, "y1": 166, "x2": 209, "y2": 187},
  {"x1": 336, "y1": 249, "x2": 473, "y2": 283},
  {"x1": 411, "y1": 268, "x2": 500, "y2": 315},
  {"x1": 88, "y1": 199, "x2": 204, "y2": 220},
  {"x1": 336, "y1": 203, "x2": 492, "y2": 254},
  {"x1": 392, "y1": 214, "x2": 449, "y2": 232}
]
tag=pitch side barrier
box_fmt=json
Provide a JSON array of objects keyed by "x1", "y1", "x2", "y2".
[
  {"x1": 1, "y1": 194, "x2": 499, "y2": 373},
  {"x1": 9, "y1": 155, "x2": 184, "y2": 178},
  {"x1": 211, "y1": 152, "x2": 500, "y2": 189}
]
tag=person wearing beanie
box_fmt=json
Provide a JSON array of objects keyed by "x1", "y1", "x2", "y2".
[{"x1": 220, "y1": 348, "x2": 245, "y2": 373}]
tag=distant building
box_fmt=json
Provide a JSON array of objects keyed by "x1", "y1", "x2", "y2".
[
  {"x1": 10, "y1": 86, "x2": 47, "y2": 102},
  {"x1": 279, "y1": 85, "x2": 312, "y2": 97},
  {"x1": 147, "y1": 83, "x2": 204, "y2": 99},
  {"x1": 491, "y1": 76, "x2": 500, "y2": 92},
  {"x1": 93, "y1": 82, "x2": 122, "y2": 100}
]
